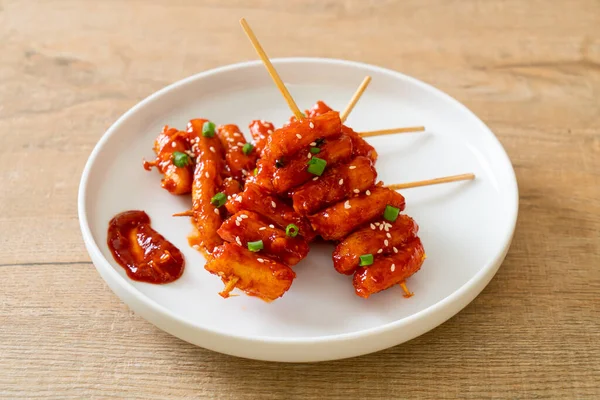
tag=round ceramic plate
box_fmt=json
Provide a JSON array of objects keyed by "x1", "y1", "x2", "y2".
[{"x1": 78, "y1": 58, "x2": 518, "y2": 362}]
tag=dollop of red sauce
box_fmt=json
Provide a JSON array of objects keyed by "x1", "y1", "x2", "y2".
[{"x1": 107, "y1": 210, "x2": 184, "y2": 284}]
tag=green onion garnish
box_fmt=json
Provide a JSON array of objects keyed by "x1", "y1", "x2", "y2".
[
  {"x1": 309, "y1": 147, "x2": 321, "y2": 154},
  {"x1": 210, "y1": 192, "x2": 227, "y2": 207},
  {"x1": 253, "y1": 168, "x2": 258, "y2": 176},
  {"x1": 383, "y1": 205, "x2": 400, "y2": 222},
  {"x1": 307, "y1": 157, "x2": 327, "y2": 176},
  {"x1": 172, "y1": 151, "x2": 191, "y2": 168},
  {"x1": 285, "y1": 224, "x2": 299, "y2": 237},
  {"x1": 247, "y1": 240, "x2": 264, "y2": 252},
  {"x1": 359, "y1": 254, "x2": 374, "y2": 267},
  {"x1": 242, "y1": 143, "x2": 254, "y2": 155},
  {"x1": 202, "y1": 121, "x2": 216, "y2": 137}
]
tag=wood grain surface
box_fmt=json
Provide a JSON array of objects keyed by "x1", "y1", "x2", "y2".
[{"x1": 1, "y1": 0, "x2": 599, "y2": 398}]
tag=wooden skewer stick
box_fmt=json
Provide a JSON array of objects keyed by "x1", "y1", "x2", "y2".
[
  {"x1": 359, "y1": 126, "x2": 425, "y2": 138},
  {"x1": 219, "y1": 276, "x2": 240, "y2": 298},
  {"x1": 340, "y1": 76, "x2": 371, "y2": 123},
  {"x1": 239, "y1": 18, "x2": 304, "y2": 120},
  {"x1": 387, "y1": 173, "x2": 475, "y2": 191},
  {"x1": 172, "y1": 210, "x2": 193, "y2": 217}
]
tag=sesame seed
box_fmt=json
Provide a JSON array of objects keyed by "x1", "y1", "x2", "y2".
[
  {"x1": 240, "y1": 214, "x2": 248, "y2": 219},
  {"x1": 366, "y1": 190, "x2": 371, "y2": 196},
  {"x1": 271, "y1": 201, "x2": 277, "y2": 208},
  {"x1": 171, "y1": 142, "x2": 177, "y2": 148},
  {"x1": 267, "y1": 129, "x2": 273, "y2": 134},
  {"x1": 339, "y1": 179, "x2": 344, "y2": 185},
  {"x1": 310, "y1": 142, "x2": 317, "y2": 146},
  {"x1": 386, "y1": 232, "x2": 392, "y2": 238},
  {"x1": 309, "y1": 122, "x2": 314, "y2": 129},
  {"x1": 370, "y1": 223, "x2": 376, "y2": 230},
  {"x1": 393, "y1": 247, "x2": 398, "y2": 254},
  {"x1": 375, "y1": 222, "x2": 381, "y2": 226},
  {"x1": 353, "y1": 189, "x2": 360, "y2": 194},
  {"x1": 379, "y1": 224, "x2": 384, "y2": 231},
  {"x1": 214, "y1": 208, "x2": 219, "y2": 214},
  {"x1": 259, "y1": 227, "x2": 266, "y2": 231},
  {"x1": 260, "y1": 134, "x2": 265, "y2": 139},
  {"x1": 296, "y1": 134, "x2": 302, "y2": 139},
  {"x1": 269, "y1": 224, "x2": 275, "y2": 228},
  {"x1": 384, "y1": 225, "x2": 390, "y2": 232},
  {"x1": 384, "y1": 239, "x2": 389, "y2": 246},
  {"x1": 257, "y1": 258, "x2": 265, "y2": 263},
  {"x1": 307, "y1": 153, "x2": 312, "y2": 159},
  {"x1": 391, "y1": 264, "x2": 396, "y2": 272},
  {"x1": 349, "y1": 165, "x2": 356, "y2": 170},
  {"x1": 227, "y1": 138, "x2": 234, "y2": 142},
  {"x1": 344, "y1": 200, "x2": 351, "y2": 209},
  {"x1": 205, "y1": 172, "x2": 209, "y2": 178},
  {"x1": 192, "y1": 244, "x2": 200, "y2": 250},
  {"x1": 209, "y1": 146, "x2": 216, "y2": 153},
  {"x1": 235, "y1": 220, "x2": 240, "y2": 226},
  {"x1": 236, "y1": 217, "x2": 242, "y2": 222},
  {"x1": 237, "y1": 142, "x2": 244, "y2": 146},
  {"x1": 377, "y1": 249, "x2": 383, "y2": 254},
  {"x1": 313, "y1": 177, "x2": 319, "y2": 181},
  {"x1": 236, "y1": 236, "x2": 242, "y2": 246},
  {"x1": 234, "y1": 132, "x2": 241, "y2": 137}
]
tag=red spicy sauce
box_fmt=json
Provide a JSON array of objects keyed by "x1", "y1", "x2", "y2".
[{"x1": 107, "y1": 210, "x2": 184, "y2": 284}]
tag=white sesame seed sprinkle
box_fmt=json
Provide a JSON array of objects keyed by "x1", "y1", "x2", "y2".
[
  {"x1": 366, "y1": 190, "x2": 371, "y2": 196},
  {"x1": 344, "y1": 200, "x2": 351, "y2": 209},
  {"x1": 377, "y1": 249, "x2": 383, "y2": 254},
  {"x1": 259, "y1": 227, "x2": 266, "y2": 231},
  {"x1": 269, "y1": 224, "x2": 275, "y2": 229},
  {"x1": 384, "y1": 239, "x2": 389, "y2": 246},
  {"x1": 384, "y1": 225, "x2": 390, "y2": 232},
  {"x1": 393, "y1": 246, "x2": 398, "y2": 254},
  {"x1": 171, "y1": 142, "x2": 177, "y2": 148},
  {"x1": 313, "y1": 177, "x2": 319, "y2": 181},
  {"x1": 391, "y1": 264, "x2": 396, "y2": 272},
  {"x1": 240, "y1": 214, "x2": 248, "y2": 219},
  {"x1": 310, "y1": 142, "x2": 317, "y2": 146},
  {"x1": 209, "y1": 146, "x2": 215, "y2": 153},
  {"x1": 236, "y1": 236, "x2": 242, "y2": 246},
  {"x1": 349, "y1": 165, "x2": 356, "y2": 170},
  {"x1": 267, "y1": 129, "x2": 273, "y2": 134},
  {"x1": 296, "y1": 134, "x2": 302, "y2": 139},
  {"x1": 386, "y1": 232, "x2": 392, "y2": 238},
  {"x1": 213, "y1": 208, "x2": 219, "y2": 214},
  {"x1": 379, "y1": 224, "x2": 384, "y2": 231},
  {"x1": 370, "y1": 223, "x2": 376, "y2": 230},
  {"x1": 339, "y1": 179, "x2": 344, "y2": 185},
  {"x1": 257, "y1": 258, "x2": 265, "y2": 263},
  {"x1": 235, "y1": 220, "x2": 240, "y2": 226},
  {"x1": 205, "y1": 172, "x2": 209, "y2": 178},
  {"x1": 353, "y1": 189, "x2": 360, "y2": 194},
  {"x1": 271, "y1": 201, "x2": 277, "y2": 208},
  {"x1": 309, "y1": 122, "x2": 315, "y2": 129},
  {"x1": 375, "y1": 222, "x2": 381, "y2": 226},
  {"x1": 307, "y1": 153, "x2": 312, "y2": 159},
  {"x1": 237, "y1": 142, "x2": 244, "y2": 146}
]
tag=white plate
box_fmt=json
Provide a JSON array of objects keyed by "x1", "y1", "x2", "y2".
[{"x1": 78, "y1": 58, "x2": 518, "y2": 362}]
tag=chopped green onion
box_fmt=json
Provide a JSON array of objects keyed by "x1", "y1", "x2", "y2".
[
  {"x1": 307, "y1": 157, "x2": 327, "y2": 176},
  {"x1": 172, "y1": 151, "x2": 191, "y2": 168},
  {"x1": 247, "y1": 240, "x2": 263, "y2": 252},
  {"x1": 383, "y1": 205, "x2": 400, "y2": 222},
  {"x1": 253, "y1": 168, "x2": 258, "y2": 176},
  {"x1": 314, "y1": 138, "x2": 325, "y2": 147},
  {"x1": 309, "y1": 147, "x2": 321, "y2": 154},
  {"x1": 210, "y1": 192, "x2": 227, "y2": 207},
  {"x1": 359, "y1": 254, "x2": 374, "y2": 267},
  {"x1": 285, "y1": 224, "x2": 299, "y2": 237},
  {"x1": 202, "y1": 121, "x2": 216, "y2": 137},
  {"x1": 242, "y1": 143, "x2": 254, "y2": 155}
]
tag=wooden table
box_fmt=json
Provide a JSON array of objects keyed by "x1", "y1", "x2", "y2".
[{"x1": 2, "y1": 1, "x2": 599, "y2": 398}]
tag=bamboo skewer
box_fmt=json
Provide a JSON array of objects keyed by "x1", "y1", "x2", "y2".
[
  {"x1": 173, "y1": 173, "x2": 476, "y2": 218},
  {"x1": 386, "y1": 173, "x2": 475, "y2": 191},
  {"x1": 239, "y1": 18, "x2": 304, "y2": 120},
  {"x1": 359, "y1": 126, "x2": 425, "y2": 137},
  {"x1": 340, "y1": 76, "x2": 371, "y2": 123}
]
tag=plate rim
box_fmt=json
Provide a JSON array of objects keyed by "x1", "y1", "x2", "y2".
[{"x1": 78, "y1": 57, "x2": 519, "y2": 349}]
